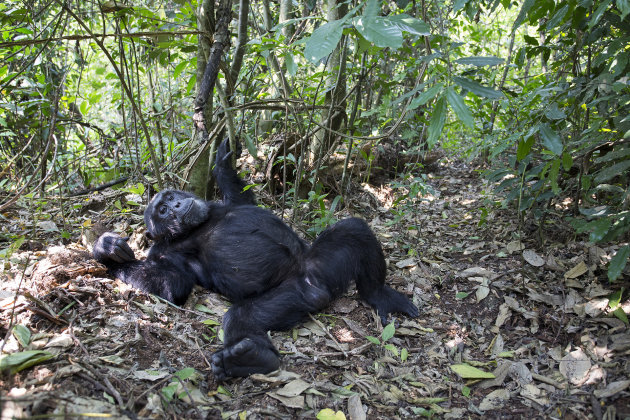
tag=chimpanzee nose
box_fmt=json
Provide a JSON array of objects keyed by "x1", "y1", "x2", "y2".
[{"x1": 174, "y1": 201, "x2": 181, "y2": 209}]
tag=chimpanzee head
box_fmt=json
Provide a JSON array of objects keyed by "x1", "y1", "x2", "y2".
[{"x1": 144, "y1": 190, "x2": 209, "y2": 241}]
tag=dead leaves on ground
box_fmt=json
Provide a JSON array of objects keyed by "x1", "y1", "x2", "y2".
[{"x1": 1, "y1": 161, "x2": 629, "y2": 418}]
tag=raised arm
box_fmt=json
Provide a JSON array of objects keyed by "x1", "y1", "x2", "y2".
[{"x1": 212, "y1": 138, "x2": 256, "y2": 206}]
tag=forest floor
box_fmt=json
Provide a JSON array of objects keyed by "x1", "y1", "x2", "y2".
[{"x1": 1, "y1": 157, "x2": 629, "y2": 420}]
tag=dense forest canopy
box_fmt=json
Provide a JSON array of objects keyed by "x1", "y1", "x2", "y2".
[{"x1": 1, "y1": 0, "x2": 629, "y2": 417}]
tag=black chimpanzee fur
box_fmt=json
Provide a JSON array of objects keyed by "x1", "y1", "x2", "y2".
[{"x1": 93, "y1": 139, "x2": 419, "y2": 380}]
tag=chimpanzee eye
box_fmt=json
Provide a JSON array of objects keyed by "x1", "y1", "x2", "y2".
[
  {"x1": 159, "y1": 205, "x2": 167, "y2": 215},
  {"x1": 166, "y1": 193, "x2": 174, "y2": 200}
]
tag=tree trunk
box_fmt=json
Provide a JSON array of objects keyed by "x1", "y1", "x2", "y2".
[{"x1": 309, "y1": 0, "x2": 347, "y2": 167}]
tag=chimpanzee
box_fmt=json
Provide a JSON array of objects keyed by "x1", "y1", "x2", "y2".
[{"x1": 93, "y1": 139, "x2": 419, "y2": 380}]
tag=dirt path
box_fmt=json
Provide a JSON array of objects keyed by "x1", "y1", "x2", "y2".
[{"x1": 1, "y1": 160, "x2": 629, "y2": 419}]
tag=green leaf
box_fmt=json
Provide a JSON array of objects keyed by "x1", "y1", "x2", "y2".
[
  {"x1": 316, "y1": 408, "x2": 347, "y2": 420},
  {"x1": 512, "y1": 0, "x2": 536, "y2": 32},
  {"x1": 446, "y1": 86, "x2": 474, "y2": 129},
  {"x1": 366, "y1": 335, "x2": 380, "y2": 345},
  {"x1": 388, "y1": 14, "x2": 430, "y2": 36},
  {"x1": 304, "y1": 20, "x2": 344, "y2": 63},
  {"x1": 546, "y1": 4, "x2": 569, "y2": 30},
  {"x1": 539, "y1": 124, "x2": 563, "y2": 155},
  {"x1": 450, "y1": 364, "x2": 495, "y2": 379},
  {"x1": 516, "y1": 136, "x2": 535, "y2": 161},
  {"x1": 173, "y1": 61, "x2": 187, "y2": 79},
  {"x1": 401, "y1": 347, "x2": 408, "y2": 361},
  {"x1": 364, "y1": 0, "x2": 379, "y2": 19},
  {"x1": 285, "y1": 53, "x2": 297, "y2": 76},
  {"x1": 589, "y1": 218, "x2": 611, "y2": 242},
  {"x1": 609, "y1": 289, "x2": 623, "y2": 308},
  {"x1": 408, "y1": 83, "x2": 442, "y2": 109},
  {"x1": 618, "y1": 0, "x2": 630, "y2": 20},
  {"x1": 382, "y1": 322, "x2": 395, "y2": 342},
  {"x1": 549, "y1": 159, "x2": 561, "y2": 195},
  {"x1": 453, "y1": 77, "x2": 503, "y2": 99},
  {"x1": 588, "y1": 0, "x2": 612, "y2": 30},
  {"x1": 427, "y1": 96, "x2": 447, "y2": 147},
  {"x1": 455, "y1": 291, "x2": 471, "y2": 299},
  {"x1": 174, "y1": 367, "x2": 196, "y2": 380},
  {"x1": 608, "y1": 245, "x2": 629, "y2": 282},
  {"x1": 455, "y1": 56, "x2": 504, "y2": 67},
  {"x1": 161, "y1": 383, "x2": 178, "y2": 401},
  {"x1": 355, "y1": 17, "x2": 403, "y2": 49},
  {"x1": 613, "y1": 307, "x2": 629, "y2": 324},
  {"x1": 594, "y1": 160, "x2": 630, "y2": 184},
  {"x1": 562, "y1": 152, "x2": 573, "y2": 171},
  {"x1": 384, "y1": 343, "x2": 399, "y2": 357},
  {"x1": 13, "y1": 325, "x2": 30, "y2": 347},
  {"x1": 462, "y1": 385, "x2": 471, "y2": 397},
  {"x1": 0, "y1": 350, "x2": 54, "y2": 374}
]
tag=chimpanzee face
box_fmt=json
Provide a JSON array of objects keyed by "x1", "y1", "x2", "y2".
[{"x1": 144, "y1": 190, "x2": 209, "y2": 241}]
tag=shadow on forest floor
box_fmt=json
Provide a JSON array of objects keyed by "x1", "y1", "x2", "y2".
[{"x1": 1, "y1": 158, "x2": 629, "y2": 419}]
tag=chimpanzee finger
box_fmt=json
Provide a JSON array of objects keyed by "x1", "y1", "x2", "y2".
[{"x1": 113, "y1": 238, "x2": 135, "y2": 262}]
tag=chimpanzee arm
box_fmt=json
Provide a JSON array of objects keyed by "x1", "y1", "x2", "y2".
[
  {"x1": 93, "y1": 233, "x2": 195, "y2": 304},
  {"x1": 213, "y1": 138, "x2": 256, "y2": 206}
]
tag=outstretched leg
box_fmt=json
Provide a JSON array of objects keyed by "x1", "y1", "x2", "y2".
[
  {"x1": 306, "y1": 218, "x2": 419, "y2": 323},
  {"x1": 211, "y1": 275, "x2": 332, "y2": 380}
]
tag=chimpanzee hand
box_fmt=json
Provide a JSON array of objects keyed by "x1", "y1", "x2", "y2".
[
  {"x1": 93, "y1": 232, "x2": 136, "y2": 264},
  {"x1": 216, "y1": 138, "x2": 243, "y2": 169}
]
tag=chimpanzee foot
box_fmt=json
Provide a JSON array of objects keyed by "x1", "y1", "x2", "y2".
[
  {"x1": 211, "y1": 338, "x2": 280, "y2": 381},
  {"x1": 367, "y1": 285, "x2": 419, "y2": 325}
]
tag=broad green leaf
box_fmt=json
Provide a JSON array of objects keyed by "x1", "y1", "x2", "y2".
[
  {"x1": 364, "y1": 0, "x2": 379, "y2": 19},
  {"x1": 304, "y1": 20, "x2": 344, "y2": 63},
  {"x1": 539, "y1": 123, "x2": 563, "y2": 156},
  {"x1": 427, "y1": 96, "x2": 447, "y2": 147},
  {"x1": 562, "y1": 152, "x2": 573, "y2": 171},
  {"x1": 608, "y1": 245, "x2": 629, "y2": 281},
  {"x1": 512, "y1": 0, "x2": 536, "y2": 32},
  {"x1": 589, "y1": 218, "x2": 611, "y2": 242},
  {"x1": 285, "y1": 53, "x2": 297, "y2": 76},
  {"x1": 450, "y1": 364, "x2": 495, "y2": 379},
  {"x1": 516, "y1": 136, "x2": 535, "y2": 161},
  {"x1": 408, "y1": 83, "x2": 442, "y2": 109},
  {"x1": 618, "y1": 0, "x2": 630, "y2": 20},
  {"x1": 549, "y1": 159, "x2": 561, "y2": 194},
  {"x1": 13, "y1": 325, "x2": 30, "y2": 347},
  {"x1": 456, "y1": 291, "x2": 471, "y2": 299},
  {"x1": 388, "y1": 14, "x2": 430, "y2": 36},
  {"x1": 594, "y1": 144, "x2": 630, "y2": 164},
  {"x1": 546, "y1": 4, "x2": 569, "y2": 30},
  {"x1": 401, "y1": 348, "x2": 408, "y2": 361},
  {"x1": 594, "y1": 160, "x2": 630, "y2": 184},
  {"x1": 588, "y1": 0, "x2": 612, "y2": 29},
  {"x1": 355, "y1": 17, "x2": 403, "y2": 49},
  {"x1": 453, "y1": 77, "x2": 503, "y2": 99},
  {"x1": 455, "y1": 56, "x2": 504, "y2": 67},
  {"x1": 382, "y1": 322, "x2": 395, "y2": 342},
  {"x1": 173, "y1": 61, "x2": 187, "y2": 79},
  {"x1": 446, "y1": 86, "x2": 474, "y2": 128},
  {"x1": 0, "y1": 350, "x2": 54, "y2": 374}
]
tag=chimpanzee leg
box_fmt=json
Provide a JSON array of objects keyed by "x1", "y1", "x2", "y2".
[
  {"x1": 211, "y1": 275, "x2": 332, "y2": 380},
  {"x1": 306, "y1": 218, "x2": 419, "y2": 323}
]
